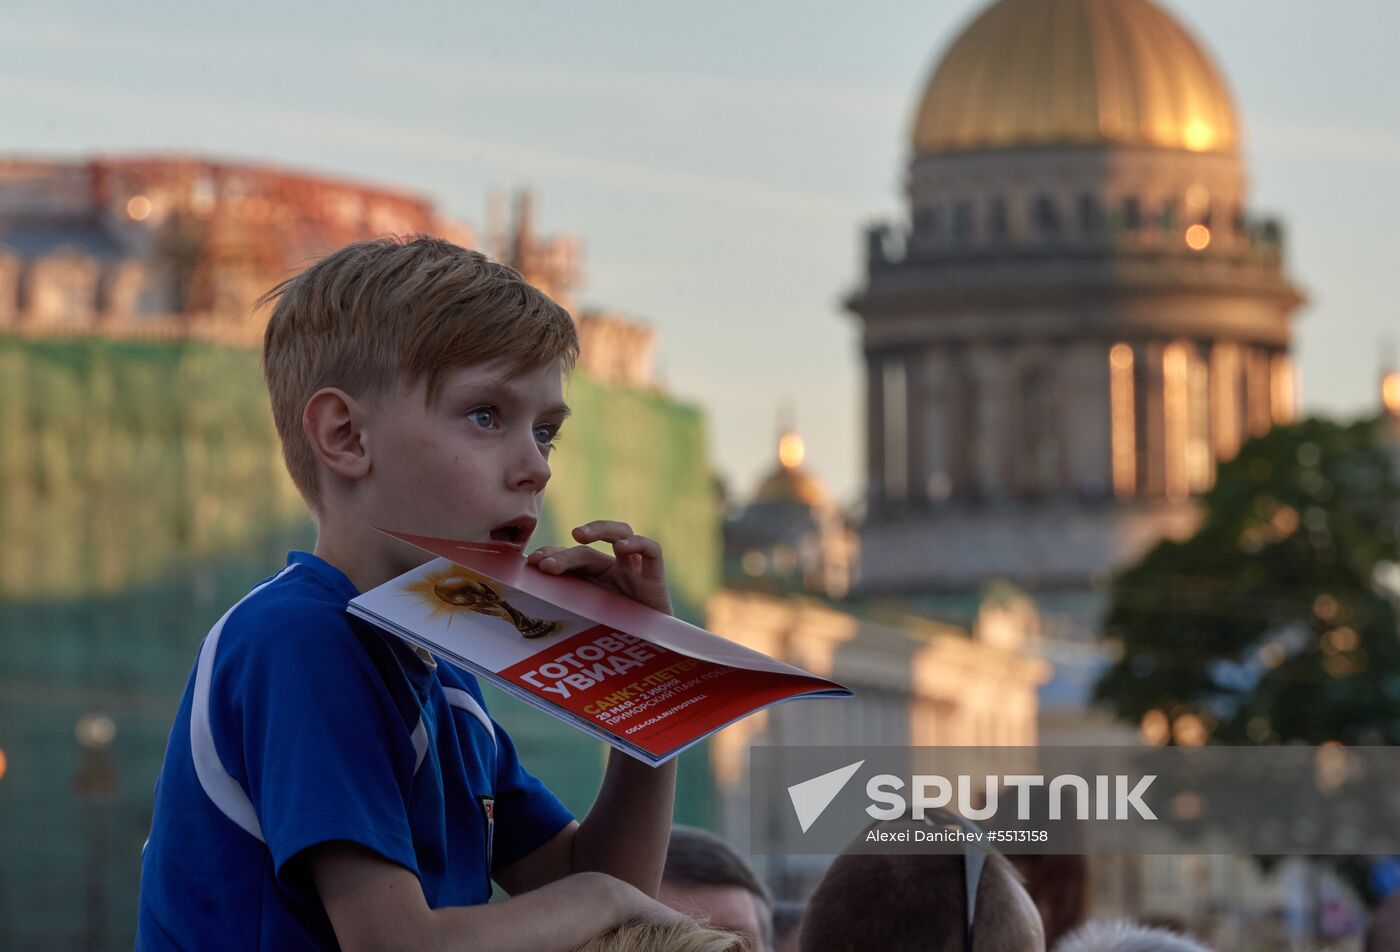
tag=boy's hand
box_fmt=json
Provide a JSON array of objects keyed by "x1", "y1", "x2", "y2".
[
  {"x1": 527, "y1": 520, "x2": 673, "y2": 615},
  {"x1": 584, "y1": 871, "x2": 692, "y2": 931}
]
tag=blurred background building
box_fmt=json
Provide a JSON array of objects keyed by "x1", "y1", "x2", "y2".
[
  {"x1": 0, "y1": 167, "x2": 721, "y2": 947},
  {"x1": 715, "y1": 421, "x2": 1048, "y2": 897},
  {"x1": 847, "y1": 0, "x2": 1305, "y2": 744},
  {"x1": 0, "y1": 156, "x2": 466, "y2": 339}
]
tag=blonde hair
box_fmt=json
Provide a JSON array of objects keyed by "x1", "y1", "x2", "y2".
[
  {"x1": 1054, "y1": 920, "x2": 1212, "y2": 952},
  {"x1": 574, "y1": 921, "x2": 751, "y2": 952},
  {"x1": 258, "y1": 234, "x2": 579, "y2": 508}
]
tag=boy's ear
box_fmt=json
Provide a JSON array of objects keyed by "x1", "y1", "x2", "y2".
[{"x1": 303, "y1": 387, "x2": 372, "y2": 483}]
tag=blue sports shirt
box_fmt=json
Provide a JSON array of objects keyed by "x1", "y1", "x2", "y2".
[{"x1": 137, "y1": 551, "x2": 575, "y2": 950}]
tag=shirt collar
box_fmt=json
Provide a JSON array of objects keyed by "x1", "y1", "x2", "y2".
[
  {"x1": 286, "y1": 551, "x2": 438, "y2": 672},
  {"x1": 286, "y1": 550, "x2": 360, "y2": 601}
]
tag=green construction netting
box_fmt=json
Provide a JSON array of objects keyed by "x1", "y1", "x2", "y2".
[{"x1": 0, "y1": 337, "x2": 720, "y2": 948}]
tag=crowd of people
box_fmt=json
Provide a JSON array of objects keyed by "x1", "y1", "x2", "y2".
[{"x1": 609, "y1": 822, "x2": 1214, "y2": 952}]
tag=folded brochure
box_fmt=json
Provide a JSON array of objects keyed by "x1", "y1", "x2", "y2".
[{"x1": 346, "y1": 529, "x2": 852, "y2": 766}]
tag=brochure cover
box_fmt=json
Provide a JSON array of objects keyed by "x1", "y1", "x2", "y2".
[{"x1": 346, "y1": 529, "x2": 853, "y2": 766}]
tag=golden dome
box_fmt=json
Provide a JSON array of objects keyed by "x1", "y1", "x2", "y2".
[
  {"x1": 754, "y1": 430, "x2": 829, "y2": 507},
  {"x1": 912, "y1": 0, "x2": 1240, "y2": 154},
  {"x1": 754, "y1": 467, "x2": 829, "y2": 508}
]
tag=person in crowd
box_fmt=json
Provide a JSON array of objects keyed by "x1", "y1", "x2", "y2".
[
  {"x1": 575, "y1": 921, "x2": 749, "y2": 952},
  {"x1": 798, "y1": 816, "x2": 1045, "y2": 951},
  {"x1": 660, "y1": 826, "x2": 774, "y2": 952},
  {"x1": 1054, "y1": 920, "x2": 1213, "y2": 952},
  {"x1": 1008, "y1": 853, "x2": 1091, "y2": 946},
  {"x1": 770, "y1": 900, "x2": 804, "y2": 952},
  {"x1": 1366, "y1": 889, "x2": 1400, "y2": 952}
]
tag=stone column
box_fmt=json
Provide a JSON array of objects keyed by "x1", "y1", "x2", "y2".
[
  {"x1": 881, "y1": 355, "x2": 909, "y2": 504},
  {"x1": 1271, "y1": 351, "x2": 1296, "y2": 424},
  {"x1": 1210, "y1": 341, "x2": 1243, "y2": 463},
  {"x1": 921, "y1": 348, "x2": 954, "y2": 501},
  {"x1": 865, "y1": 351, "x2": 885, "y2": 510},
  {"x1": 1162, "y1": 341, "x2": 1189, "y2": 501},
  {"x1": 969, "y1": 346, "x2": 1009, "y2": 499},
  {"x1": 1246, "y1": 347, "x2": 1273, "y2": 437},
  {"x1": 905, "y1": 350, "x2": 925, "y2": 504},
  {"x1": 1185, "y1": 342, "x2": 1214, "y2": 493}
]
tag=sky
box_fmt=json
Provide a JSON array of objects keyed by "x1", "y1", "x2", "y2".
[{"x1": 2, "y1": 0, "x2": 1397, "y2": 505}]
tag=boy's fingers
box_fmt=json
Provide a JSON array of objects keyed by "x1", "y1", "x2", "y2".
[
  {"x1": 526, "y1": 546, "x2": 567, "y2": 564},
  {"x1": 536, "y1": 545, "x2": 614, "y2": 575},
  {"x1": 572, "y1": 520, "x2": 633, "y2": 543},
  {"x1": 610, "y1": 535, "x2": 665, "y2": 578}
]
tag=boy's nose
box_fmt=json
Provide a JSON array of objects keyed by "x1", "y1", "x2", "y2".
[{"x1": 509, "y1": 434, "x2": 552, "y2": 491}]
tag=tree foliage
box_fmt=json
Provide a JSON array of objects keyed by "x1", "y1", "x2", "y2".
[{"x1": 1094, "y1": 416, "x2": 1400, "y2": 744}]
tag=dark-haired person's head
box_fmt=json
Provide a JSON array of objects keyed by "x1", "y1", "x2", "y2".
[
  {"x1": 799, "y1": 819, "x2": 1044, "y2": 952},
  {"x1": 1008, "y1": 853, "x2": 1090, "y2": 946},
  {"x1": 771, "y1": 900, "x2": 804, "y2": 952},
  {"x1": 660, "y1": 826, "x2": 773, "y2": 951}
]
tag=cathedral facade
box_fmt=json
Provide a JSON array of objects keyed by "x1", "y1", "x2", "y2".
[{"x1": 850, "y1": 0, "x2": 1304, "y2": 609}]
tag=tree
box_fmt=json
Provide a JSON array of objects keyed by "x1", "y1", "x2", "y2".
[{"x1": 1094, "y1": 416, "x2": 1400, "y2": 745}]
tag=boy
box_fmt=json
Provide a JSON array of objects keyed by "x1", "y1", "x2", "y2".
[{"x1": 137, "y1": 236, "x2": 686, "y2": 950}]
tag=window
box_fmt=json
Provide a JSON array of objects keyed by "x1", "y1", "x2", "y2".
[
  {"x1": 1033, "y1": 195, "x2": 1062, "y2": 238},
  {"x1": 987, "y1": 197, "x2": 1009, "y2": 241},
  {"x1": 1122, "y1": 196, "x2": 1142, "y2": 231},
  {"x1": 1015, "y1": 364, "x2": 1060, "y2": 497},
  {"x1": 914, "y1": 206, "x2": 943, "y2": 244},
  {"x1": 1078, "y1": 193, "x2": 1102, "y2": 235},
  {"x1": 951, "y1": 201, "x2": 973, "y2": 242},
  {"x1": 952, "y1": 359, "x2": 981, "y2": 500}
]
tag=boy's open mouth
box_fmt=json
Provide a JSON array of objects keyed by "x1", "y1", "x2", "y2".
[{"x1": 488, "y1": 516, "x2": 537, "y2": 549}]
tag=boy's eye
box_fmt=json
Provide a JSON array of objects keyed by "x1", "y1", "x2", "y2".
[
  {"x1": 467, "y1": 407, "x2": 497, "y2": 429},
  {"x1": 533, "y1": 424, "x2": 561, "y2": 447}
]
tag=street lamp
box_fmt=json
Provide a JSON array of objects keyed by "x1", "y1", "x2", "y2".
[{"x1": 73, "y1": 714, "x2": 118, "y2": 952}]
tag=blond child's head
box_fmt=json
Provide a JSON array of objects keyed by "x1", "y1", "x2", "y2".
[
  {"x1": 259, "y1": 235, "x2": 577, "y2": 582},
  {"x1": 575, "y1": 921, "x2": 752, "y2": 952}
]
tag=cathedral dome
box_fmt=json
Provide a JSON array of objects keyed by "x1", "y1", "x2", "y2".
[
  {"x1": 753, "y1": 430, "x2": 829, "y2": 508},
  {"x1": 911, "y1": 0, "x2": 1240, "y2": 155}
]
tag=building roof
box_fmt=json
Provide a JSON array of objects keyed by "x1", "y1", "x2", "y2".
[
  {"x1": 912, "y1": 0, "x2": 1240, "y2": 154},
  {"x1": 751, "y1": 429, "x2": 829, "y2": 508},
  {"x1": 0, "y1": 217, "x2": 129, "y2": 262}
]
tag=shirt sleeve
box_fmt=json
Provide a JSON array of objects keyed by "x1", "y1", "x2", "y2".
[
  {"x1": 488, "y1": 717, "x2": 575, "y2": 873},
  {"x1": 217, "y1": 599, "x2": 419, "y2": 903}
]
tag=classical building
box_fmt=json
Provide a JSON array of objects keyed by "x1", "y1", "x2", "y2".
[
  {"x1": 850, "y1": 0, "x2": 1305, "y2": 611},
  {"x1": 838, "y1": 0, "x2": 1317, "y2": 929},
  {"x1": 713, "y1": 421, "x2": 1047, "y2": 895},
  {"x1": 0, "y1": 156, "x2": 469, "y2": 339},
  {"x1": 706, "y1": 582, "x2": 1047, "y2": 896},
  {"x1": 723, "y1": 424, "x2": 859, "y2": 598}
]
